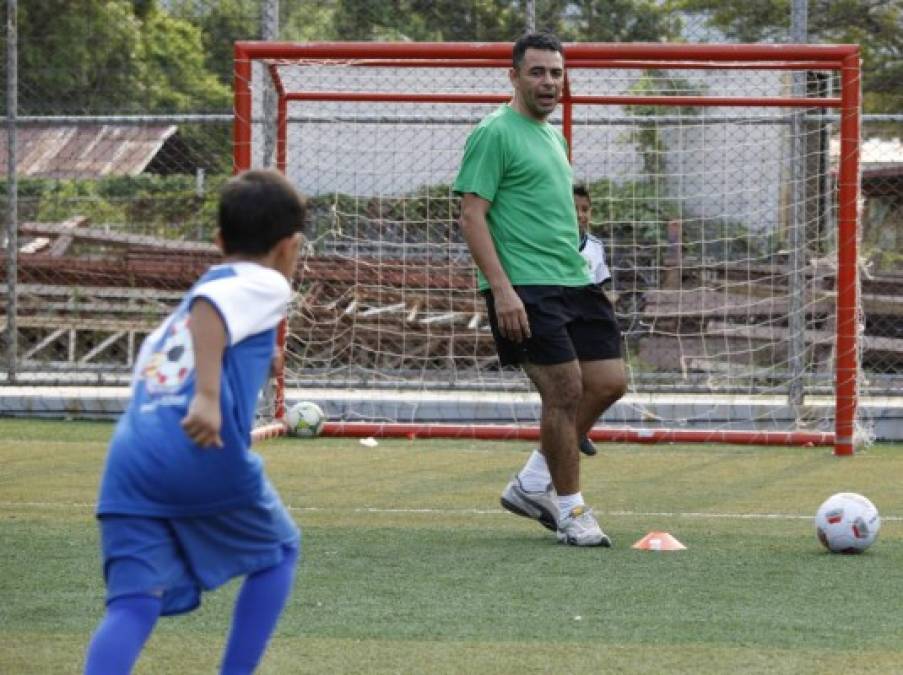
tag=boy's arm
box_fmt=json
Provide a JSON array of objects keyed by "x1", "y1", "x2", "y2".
[
  {"x1": 459, "y1": 193, "x2": 530, "y2": 343},
  {"x1": 180, "y1": 298, "x2": 226, "y2": 448}
]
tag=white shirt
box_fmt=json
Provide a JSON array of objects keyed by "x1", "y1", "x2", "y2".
[{"x1": 579, "y1": 233, "x2": 611, "y2": 285}]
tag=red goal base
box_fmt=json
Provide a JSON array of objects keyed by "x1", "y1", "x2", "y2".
[
  {"x1": 319, "y1": 422, "x2": 834, "y2": 447},
  {"x1": 253, "y1": 420, "x2": 838, "y2": 449}
]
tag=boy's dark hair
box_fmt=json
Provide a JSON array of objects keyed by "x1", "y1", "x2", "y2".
[
  {"x1": 573, "y1": 183, "x2": 591, "y2": 202},
  {"x1": 218, "y1": 169, "x2": 307, "y2": 256},
  {"x1": 513, "y1": 31, "x2": 563, "y2": 70}
]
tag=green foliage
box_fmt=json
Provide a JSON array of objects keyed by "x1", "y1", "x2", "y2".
[
  {"x1": 14, "y1": 0, "x2": 229, "y2": 114},
  {"x1": 673, "y1": 0, "x2": 903, "y2": 114},
  {"x1": 168, "y1": 0, "x2": 267, "y2": 87},
  {"x1": 281, "y1": 1, "x2": 340, "y2": 41},
  {"x1": 622, "y1": 71, "x2": 702, "y2": 178},
  {"x1": 332, "y1": 0, "x2": 522, "y2": 41},
  {"x1": 305, "y1": 184, "x2": 460, "y2": 244},
  {"x1": 328, "y1": 0, "x2": 678, "y2": 42},
  {"x1": 8, "y1": 0, "x2": 684, "y2": 117},
  {"x1": 561, "y1": 0, "x2": 683, "y2": 42},
  {"x1": 584, "y1": 177, "x2": 767, "y2": 262},
  {"x1": 1, "y1": 174, "x2": 227, "y2": 239},
  {"x1": 133, "y1": 6, "x2": 231, "y2": 111},
  {"x1": 585, "y1": 177, "x2": 678, "y2": 242}
]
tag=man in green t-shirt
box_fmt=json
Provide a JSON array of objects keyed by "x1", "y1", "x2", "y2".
[{"x1": 454, "y1": 32, "x2": 624, "y2": 547}]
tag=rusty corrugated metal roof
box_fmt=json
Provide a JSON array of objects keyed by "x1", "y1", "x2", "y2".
[{"x1": 0, "y1": 124, "x2": 177, "y2": 178}]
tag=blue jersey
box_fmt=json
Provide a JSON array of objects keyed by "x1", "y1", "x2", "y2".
[{"x1": 97, "y1": 262, "x2": 291, "y2": 517}]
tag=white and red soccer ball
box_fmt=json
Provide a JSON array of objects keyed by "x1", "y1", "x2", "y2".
[{"x1": 815, "y1": 492, "x2": 881, "y2": 554}]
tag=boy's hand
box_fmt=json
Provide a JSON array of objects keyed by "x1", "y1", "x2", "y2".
[{"x1": 181, "y1": 392, "x2": 224, "y2": 449}]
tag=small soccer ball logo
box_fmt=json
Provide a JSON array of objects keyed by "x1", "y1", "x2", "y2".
[
  {"x1": 285, "y1": 401, "x2": 326, "y2": 438},
  {"x1": 815, "y1": 492, "x2": 880, "y2": 554}
]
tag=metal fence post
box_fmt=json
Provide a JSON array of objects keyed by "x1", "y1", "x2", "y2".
[
  {"x1": 788, "y1": 0, "x2": 808, "y2": 409},
  {"x1": 261, "y1": 0, "x2": 279, "y2": 167},
  {"x1": 5, "y1": 0, "x2": 17, "y2": 384}
]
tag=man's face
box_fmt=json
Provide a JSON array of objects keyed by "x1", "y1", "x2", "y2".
[
  {"x1": 509, "y1": 47, "x2": 564, "y2": 121},
  {"x1": 575, "y1": 194, "x2": 591, "y2": 231}
]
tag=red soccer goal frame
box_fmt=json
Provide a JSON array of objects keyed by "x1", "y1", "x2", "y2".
[{"x1": 235, "y1": 41, "x2": 861, "y2": 456}]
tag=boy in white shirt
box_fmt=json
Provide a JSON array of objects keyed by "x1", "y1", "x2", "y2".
[{"x1": 574, "y1": 184, "x2": 626, "y2": 456}]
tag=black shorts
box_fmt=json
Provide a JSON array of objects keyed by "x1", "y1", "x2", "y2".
[{"x1": 483, "y1": 284, "x2": 622, "y2": 367}]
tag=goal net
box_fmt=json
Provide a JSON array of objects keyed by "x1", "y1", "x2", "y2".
[{"x1": 234, "y1": 42, "x2": 862, "y2": 453}]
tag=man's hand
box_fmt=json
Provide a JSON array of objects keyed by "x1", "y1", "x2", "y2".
[
  {"x1": 181, "y1": 391, "x2": 224, "y2": 449},
  {"x1": 493, "y1": 285, "x2": 531, "y2": 343}
]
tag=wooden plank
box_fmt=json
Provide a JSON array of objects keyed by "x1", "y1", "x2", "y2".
[
  {"x1": 643, "y1": 289, "x2": 832, "y2": 319},
  {"x1": 706, "y1": 320, "x2": 836, "y2": 345},
  {"x1": 19, "y1": 222, "x2": 218, "y2": 254},
  {"x1": 3, "y1": 315, "x2": 158, "y2": 331},
  {"x1": 22, "y1": 328, "x2": 67, "y2": 361},
  {"x1": 20, "y1": 237, "x2": 51, "y2": 254},
  {"x1": 47, "y1": 216, "x2": 90, "y2": 257},
  {"x1": 80, "y1": 331, "x2": 127, "y2": 363},
  {"x1": 0, "y1": 283, "x2": 183, "y2": 301},
  {"x1": 707, "y1": 320, "x2": 903, "y2": 354}
]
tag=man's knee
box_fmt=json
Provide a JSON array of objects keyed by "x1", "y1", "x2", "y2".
[
  {"x1": 542, "y1": 377, "x2": 583, "y2": 411},
  {"x1": 525, "y1": 361, "x2": 584, "y2": 410},
  {"x1": 603, "y1": 377, "x2": 628, "y2": 403},
  {"x1": 583, "y1": 360, "x2": 627, "y2": 405}
]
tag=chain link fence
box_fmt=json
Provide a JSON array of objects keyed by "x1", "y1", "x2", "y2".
[{"x1": 1, "y1": 1, "x2": 901, "y2": 413}]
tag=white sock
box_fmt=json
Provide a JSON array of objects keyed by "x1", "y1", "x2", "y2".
[
  {"x1": 558, "y1": 492, "x2": 585, "y2": 520},
  {"x1": 517, "y1": 449, "x2": 551, "y2": 492}
]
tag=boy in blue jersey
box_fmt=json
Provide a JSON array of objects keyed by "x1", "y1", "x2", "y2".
[{"x1": 84, "y1": 169, "x2": 306, "y2": 675}]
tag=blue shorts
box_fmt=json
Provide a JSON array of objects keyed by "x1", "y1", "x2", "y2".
[{"x1": 98, "y1": 483, "x2": 300, "y2": 616}]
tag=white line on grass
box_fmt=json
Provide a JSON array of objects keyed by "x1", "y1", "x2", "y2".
[{"x1": 2, "y1": 501, "x2": 900, "y2": 522}]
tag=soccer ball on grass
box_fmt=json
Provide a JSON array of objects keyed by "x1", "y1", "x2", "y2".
[
  {"x1": 815, "y1": 492, "x2": 880, "y2": 554},
  {"x1": 285, "y1": 401, "x2": 326, "y2": 438}
]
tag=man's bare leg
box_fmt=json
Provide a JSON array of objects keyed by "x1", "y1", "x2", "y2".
[{"x1": 523, "y1": 360, "x2": 582, "y2": 494}]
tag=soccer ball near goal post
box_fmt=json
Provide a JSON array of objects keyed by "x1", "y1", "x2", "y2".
[{"x1": 285, "y1": 401, "x2": 326, "y2": 438}]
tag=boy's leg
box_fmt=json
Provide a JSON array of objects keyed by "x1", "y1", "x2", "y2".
[
  {"x1": 84, "y1": 593, "x2": 162, "y2": 675},
  {"x1": 220, "y1": 543, "x2": 299, "y2": 675}
]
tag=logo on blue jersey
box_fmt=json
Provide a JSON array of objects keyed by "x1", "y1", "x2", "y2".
[{"x1": 140, "y1": 313, "x2": 195, "y2": 394}]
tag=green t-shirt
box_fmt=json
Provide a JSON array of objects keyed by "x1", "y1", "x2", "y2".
[{"x1": 453, "y1": 105, "x2": 590, "y2": 290}]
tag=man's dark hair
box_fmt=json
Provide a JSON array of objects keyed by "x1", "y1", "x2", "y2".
[
  {"x1": 573, "y1": 183, "x2": 591, "y2": 202},
  {"x1": 218, "y1": 169, "x2": 307, "y2": 256},
  {"x1": 512, "y1": 31, "x2": 563, "y2": 70}
]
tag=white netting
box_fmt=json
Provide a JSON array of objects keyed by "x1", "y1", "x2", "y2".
[{"x1": 238, "y1": 51, "x2": 858, "y2": 437}]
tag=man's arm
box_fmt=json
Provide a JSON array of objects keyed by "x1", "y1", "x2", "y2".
[
  {"x1": 180, "y1": 298, "x2": 226, "y2": 448},
  {"x1": 459, "y1": 193, "x2": 530, "y2": 343}
]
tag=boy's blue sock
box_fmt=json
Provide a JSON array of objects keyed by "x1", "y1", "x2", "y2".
[
  {"x1": 84, "y1": 593, "x2": 162, "y2": 675},
  {"x1": 220, "y1": 544, "x2": 299, "y2": 675}
]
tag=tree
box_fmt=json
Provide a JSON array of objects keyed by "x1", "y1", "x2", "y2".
[
  {"x1": 673, "y1": 0, "x2": 903, "y2": 113},
  {"x1": 327, "y1": 0, "x2": 677, "y2": 43},
  {"x1": 562, "y1": 0, "x2": 682, "y2": 42},
  {"x1": 331, "y1": 0, "x2": 524, "y2": 41},
  {"x1": 13, "y1": 0, "x2": 228, "y2": 114},
  {"x1": 167, "y1": 0, "x2": 266, "y2": 87}
]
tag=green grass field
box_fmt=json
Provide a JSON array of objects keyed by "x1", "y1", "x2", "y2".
[{"x1": 1, "y1": 418, "x2": 901, "y2": 674}]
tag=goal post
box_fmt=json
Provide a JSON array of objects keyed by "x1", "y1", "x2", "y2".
[{"x1": 234, "y1": 41, "x2": 861, "y2": 455}]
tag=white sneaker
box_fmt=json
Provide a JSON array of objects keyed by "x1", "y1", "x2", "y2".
[
  {"x1": 500, "y1": 475, "x2": 559, "y2": 532},
  {"x1": 556, "y1": 506, "x2": 612, "y2": 547}
]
